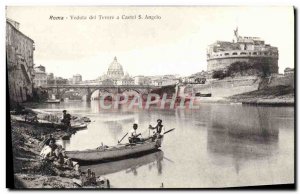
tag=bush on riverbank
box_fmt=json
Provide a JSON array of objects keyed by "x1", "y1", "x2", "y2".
[{"x1": 229, "y1": 85, "x2": 294, "y2": 102}]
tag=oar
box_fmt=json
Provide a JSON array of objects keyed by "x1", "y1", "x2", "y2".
[
  {"x1": 163, "y1": 156, "x2": 174, "y2": 163},
  {"x1": 163, "y1": 128, "x2": 175, "y2": 135},
  {"x1": 118, "y1": 133, "x2": 128, "y2": 144}
]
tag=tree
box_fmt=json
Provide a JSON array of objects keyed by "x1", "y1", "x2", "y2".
[{"x1": 212, "y1": 70, "x2": 227, "y2": 79}]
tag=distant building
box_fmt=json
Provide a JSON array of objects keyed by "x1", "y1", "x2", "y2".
[
  {"x1": 149, "y1": 75, "x2": 179, "y2": 86},
  {"x1": 68, "y1": 78, "x2": 73, "y2": 84},
  {"x1": 35, "y1": 65, "x2": 45, "y2": 72},
  {"x1": 99, "y1": 57, "x2": 134, "y2": 85},
  {"x1": 134, "y1": 76, "x2": 152, "y2": 85},
  {"x1": 33, "y1": 65, "x2": 47, "y2": 87},
  {"x1": 134, "y1": 76, "x2": 143, "y2": 85},
  {"x1": 207, "y1": 27, "x2": 279, "y2": 75},
  {"x1": 284, "y1": 67, "x2": 294, "y2": 76},
  {"x1": 47, "y1": 73, "x2": 54, "y2": 85},
  {"x1": 6, "y1": 19, "x2": 35, "y2": 103},
  {"x1": 72, "y1": 74, "x2": 82, "y2": 84},
  {"x1": 100, "y1": 78, "x2": 114, "y2": 86},
  {"x1": 152, "y1": 78, "x2": 163, "y2": 86},
  {"x1": 47, "y1": 76, "x2": 68, "y2": 85},
  {"x1": 47, "y1": 73, "x2": 54, "y2": 80},
  {"x1": 107, "y1": 57, "x2": 124, "y2": 78},
  {"x1": 161, "y1": 78, "x2": 177, "y2": 86},
  {"x1": 183, "y1": 71, "x2": 207, "y2": 84},
  {"x1": 117, "y1": 73, "x2": 134, "y2": 85},
  {"x1": 80, "y1": 79, "x2": 99, "y2": 85},
  {"x1": 56, "y1": 77, "x2": 68, "y2": 85}
]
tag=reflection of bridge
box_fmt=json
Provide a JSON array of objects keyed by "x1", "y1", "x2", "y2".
[{"x1": 41, "y1": 84, "x2": 167, "y2": 101}]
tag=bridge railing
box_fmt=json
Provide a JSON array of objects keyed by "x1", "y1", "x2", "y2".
[{"x1": 41, "y1": 84, "x2": 162, "y2": 89}]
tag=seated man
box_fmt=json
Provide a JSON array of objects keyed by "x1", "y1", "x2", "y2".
[
  {"x1": 41, "y1": 134, "x2": 55, "y2": 147},
  {"x1": 61, "y1": 110, "x2": 71, "y2": 127},
  {"x1": 40, "y1": 139, "x2": 58, "y2": 161},
  {"x1": 128, "y1": 123, "x2": 142, "y2": 143}
]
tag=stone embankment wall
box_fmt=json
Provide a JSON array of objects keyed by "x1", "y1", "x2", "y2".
[
  {"x1": 183, "y1": 74, "x2": 294, "y2": 98},
  {"x1": 190, "y1": 76, "x2": 260, "y2": 97},
  {"x1": 267, "y1": 75, "x2": 294, "y2": 88}
]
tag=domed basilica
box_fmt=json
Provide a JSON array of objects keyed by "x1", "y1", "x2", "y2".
[
  {"x1": 99, "y1": 57, "x2": 134, "y2": 85},
  {"x1": 107, "y1": 56, "x2": 124, "y2": 78}
]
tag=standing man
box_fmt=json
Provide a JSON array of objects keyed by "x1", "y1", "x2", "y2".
[
  {"x1": 128, "y1": 123, "x2": 141, "y2": 143},
  {"x1": 149, "y1": 119, "x2": 165, "y2": 138}
]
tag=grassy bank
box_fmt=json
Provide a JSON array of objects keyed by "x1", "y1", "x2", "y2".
[
  {"x1": 228, "y1": 85, "x2": 294, "y2": 106},
  {"x1": 10, "y1": 120, "x2": 80, "y2": 189}
]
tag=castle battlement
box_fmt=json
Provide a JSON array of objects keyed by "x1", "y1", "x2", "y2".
[{"x1": 206, "y1": 28, "x2": 279, "y2": 74}]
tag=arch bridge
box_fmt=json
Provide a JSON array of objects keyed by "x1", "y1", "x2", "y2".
[{"x1": 40, "y1": 84, "x2": 172, "y2": 101}]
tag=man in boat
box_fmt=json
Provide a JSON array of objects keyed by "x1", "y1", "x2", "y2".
[
  {"x1": 128, "y1": 123, "x2": 142, "y2": 143},
  {"x1": 149, "y1": 119, "x2": 165, "y2": 139},
  {"x1": 61, "y1": 110, "x2": 71, "y2": 127}
]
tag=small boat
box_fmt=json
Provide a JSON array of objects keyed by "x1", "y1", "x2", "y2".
[
  {"x1": 195, "y1": 93, "x2": 212, "y2": 97},
  {"x1": 80, "y1": 150, "x2": 164, "y2": 176},
  {"x1": 11, "y1": 115, "x2": 87, "y2": 130},
  {"x1": 65, "y1": 137, "x2": 163, "y2": 163},
  {"x1": 45, "y1": 99, "x2": 61, "y2": 103},
  {"x1": 71, "y1": 122, "x2": 88, "y2": 130}
]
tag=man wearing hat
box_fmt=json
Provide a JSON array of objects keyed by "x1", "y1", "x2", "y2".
[{"x1": 149, "y1": 119, "x2": 165, "y2": 138}]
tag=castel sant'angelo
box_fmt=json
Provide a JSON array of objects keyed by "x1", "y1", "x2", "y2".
[{"x1": 206, "y1": 27, "x2": 279, "y2": 74}]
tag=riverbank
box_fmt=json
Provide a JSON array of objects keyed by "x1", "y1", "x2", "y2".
[
  {"x1": 228, "y1": 85, "x2": 294, "y2": 106},
  {"x1": 10, "y1": 120, "x2": 81, "y2": 188},
  {"x1": 193, "y1": 85, "x2": 294, "y2": 106}
]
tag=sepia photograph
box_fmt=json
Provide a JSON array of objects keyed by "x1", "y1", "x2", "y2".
[{"x1": 5, "y1": 6, "x2": 295, "y2": 189}]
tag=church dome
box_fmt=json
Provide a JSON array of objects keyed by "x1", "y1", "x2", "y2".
[{"x1": 107, "y1": 57, "x2": 124, "y2": 78}]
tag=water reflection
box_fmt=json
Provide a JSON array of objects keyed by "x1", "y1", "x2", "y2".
[
  {"x1": 31, "y1": 101, "x2": 294, "y2": 187},
  {"x1": 80, "y1": 150, "x2": 164, "y2": 176},
  {"x1": 207, "y1": 105, "x2": 279, "y2": 173},
  {"x1": 61, "y1": 139, "x2": 70, "y2": 149}
]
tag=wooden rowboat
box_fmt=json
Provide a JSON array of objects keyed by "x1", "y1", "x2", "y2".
[
  {"x1": 80, "y1": 150, "x2": 164, "y2": 176},
  {"x1": 65, "y1": 137, "x2": 163, "y2": 162},
  {"x1": 11, "y1": 115, "x2": 87, "y2": 130},
  {"x1": 71, "y1": 122, "x2": 88, "y2": 130},
  {"x1": 45, "y1": 99, "x2": 61, "y2": 103}
]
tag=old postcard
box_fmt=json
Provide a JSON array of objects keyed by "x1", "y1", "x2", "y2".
[{"x1": 6, "y1": 6, "x2": 295, "y2": 189}]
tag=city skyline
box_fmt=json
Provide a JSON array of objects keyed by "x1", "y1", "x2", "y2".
[
  {"x1": 5, "y1": 5, "x2": 295, "y2": 189},
  {"x1": 6, "y1": 6, "x2": 294, "y2": 80}
]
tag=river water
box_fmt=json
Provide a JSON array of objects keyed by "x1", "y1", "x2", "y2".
[{"x1": 32, "y1": 101, "x2": 294, "y2": 188}]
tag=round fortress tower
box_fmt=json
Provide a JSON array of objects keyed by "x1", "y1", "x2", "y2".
[{"x1": 206, "y1": 27, "x2": 279, "y2": 74}]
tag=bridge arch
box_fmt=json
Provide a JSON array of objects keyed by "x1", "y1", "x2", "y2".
[
  {"x1": 119, "y1": 88, "x2": 143, "y2": 94},
  {"x1": 41, "y1": 85, "x2": 169, "y2": 102},
  {"x1": 88, "y1": 88, "x2": 118, "y2": 101}
]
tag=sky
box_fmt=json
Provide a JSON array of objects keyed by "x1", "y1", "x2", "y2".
[{"x1": 6, "y1": 6, "x2": 294, "y2": 80}]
